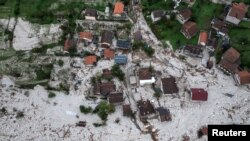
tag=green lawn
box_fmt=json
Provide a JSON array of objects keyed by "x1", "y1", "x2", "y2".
[
  {"x1": 143, "y1": 0, "x2": 224, "y2": 49},
  {"x1": 229, "y1": 26, "x2": 250, "y2": 69}
]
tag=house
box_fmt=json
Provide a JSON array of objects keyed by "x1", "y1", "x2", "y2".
[
  {"x1": 183, "y1": 45, "x2": 203, "y2": 58},
  {"x1": 108, "y1": 92, "x2": 123, "y2": 104},
  {"x1": 63, "y1": 39, "x2": 74, "y2": 53},
  {"x1": 206, "y1": 38, "x2": 217, "y2": 52},
  {"x1": 102, "y1": 69, "x2": 112, "y2": 79},
  {"x1": 85, "y1": 8, "x2": 98, "y2": 20},
  {"x1": 198, "y1": 31, "x2": 208, "y2": 46},
  {"x1": 181, "y1": 21, "x2": 199, "y2": 39},
  {"x1": 211, "y1": 18, "x2": 228, "y2": 36},
  {"x1": 116, "y1": 40, "x2": 131, "y2": 49},
  {"x1": 138, "y1": 68, "x2": 156, "y2": 86},
  {"x1": 133, "y1": 30, "x2": 142, "y2": 42},
  {"x1": 176, "y1": 9, "x2": 192, "y2": 24},
  {"x1": 79, "y1": 32, "x2": 93, "y2": 45},
  {"x1": 103, "y1": 48, "x2": 115, "y2": 59},
  {"x1": 218, "y1": 48, "x2": 240, "y2": 74},
  {"x1": 156, "y1": 107, "x2": 172, "y2": 122},
  {"x1": 129, "y1": 76, "x2": 137, "y2": 85},
  {"x1": 93, "y1": 82, "x2": 116, "y2": 97},
  {"x1": 137, "y1": 100, "x2": 155, "y2": 119},
  {"x1": 161, "y1": 77, "x2": 178, "y2": 94},
  {"x1": 101, "y1": 31, "x2": 114, "y2": 48},
  {"x1": 123, "y1": 104, "x2": 133, "y2": 117},
  {"x1": 151, "y1": 10, "x2": 165, "y2": 22},
  {"x1": 225, "y1": 3, "x2": 249, "y2": 25},
  {"x1": 114, "y1": 55, "x2": 127, "y2": 65},
  {"x1": 234, "y1": 71, "x2": 250, "y2": 85},
  {"x1": 191, "y1": 88, "x2": 208, "y2": 101},
  {"x1": 113, "y1": 2, "x2": 124, "y2": 16},
  {"x1": 84, "y1": 55, "x2": 97, "y2": 66}
]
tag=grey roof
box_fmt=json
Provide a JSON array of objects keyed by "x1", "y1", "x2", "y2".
[
  {"x1": 101, "y1": 31, "x2": 113, "y2": 44},
  {"x1": 152, "y1": 10, "x2": 165, "y2": 18},
  {"x1": 116, "y1": 40, "x2": 131, "y2": 49},
  {"x1": 85, "y1": 8, "x2": 97, "y2": 17},
  {"x1": 156, "y1": 107, "x2": 170, "y2": 116}
]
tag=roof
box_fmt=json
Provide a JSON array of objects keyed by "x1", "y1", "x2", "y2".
[
  {"x1": 116, "y1": 40, "x2": 131, "y2": 49},
  {"x1": 84, "y1": 55, "x2": 97, "y2": 65},
  {"x1": 152, "y1": 10, "x2": 165, "y2": 18},
  {"x1": 138, "y1": 68, "x2": 152, "y2": 80},
  {"x1": 108, "y1": 92, "x2": 123, "y2": 104},
  {"x1": 178, "y1": 9, "x2": 192, "y2": 20},
  {"x1": 101, "y1": 31, "x2": 113, "y2": 45},
  {"x1": 114, "y1": 55, "x2": 127, "y2": 64},
  {"x1": 219, "y1": 59, "x2": 239, "y2": 73},
  {"x1": 85, "y1": 8, "x2": 97, "y2": 17},
  {"x1": 191, "y1": 88, "x2": 208, "y2": 101},
  {"x1": 184, "y1": 45, "x2": 203, "y2": 55},
  {"x1": 123, "y1": 105, "x2": 133, "y2": 116},
  {"x1": 137, "y1": 100, "x2": 155, "y2": 116},
  {"x1": 199, "y1": 31, "x2": 208, "y2": 44},
  {"x1": 161, "y1": 77, "x2": 178, "y2": 94},
  {"x1": 64, "y1": 39, "x2": 72, "y2": 51},
  {"x1": 79, "y1": 32, "x2": 93, "y2": 41},
  {"x1": 222, "y1": 48, "x2": 240, "y2": 63},
  {"x1": 102, "y1": 69, "x2": 112, "y2": 78},
  {"x1": 104, "y1": 48, "x2": 115, "y2": 59},
  {"x1": 93, "y1": 82, "x2": 116, "y2": 96},
  {"x1": 156, "y1": 107, "x2": 171, "y2": 121},
  {"x1": 133, "y1": 30, "x2": 142, "y2": 41},
  {"x1": 211, "y1": 19, "x2": 227, "y2": 33},
  {"x1": 228, "y1": 3, "x2": 248, "y2": 20},
  {"x1": 181, "y1": 21, "x2": 199, "y2": 38},
  {"x1": 238, "y1": 71, "x2": 250, "y2": 85},
  {"x1": 114, "y1": 2, "x2": 124, "y2": 14}
]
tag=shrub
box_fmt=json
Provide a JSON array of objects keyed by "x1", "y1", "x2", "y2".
[
  {"x1": 58, "y1": 60, "x2": 64, "y2": 67},
  {"x1": 24, "y1": 91, "x2": 30, "y2": 97},
  {"x1": 16, "y1": 111, "x2": 24, "y2": 118},
  {"x1": 142, "y1": 46, "x2": 155, "y2": 57},
  {"x1": 1, "y1": 107, "x2": 7, "y2": 113},
  {"x1": 93, "y1": 101, "x2": 115, "y2": 121},
  {"x1": 79, "y1": 105, "x2": 93, "y2": 114},
  {"x1": 48, "y1": 92, "x2": 56, "y2": 98}
]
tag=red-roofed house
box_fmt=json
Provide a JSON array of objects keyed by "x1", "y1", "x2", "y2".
[
  {"x1": 84, "y1": 55, "x2": 97, "y2": 66},
  {"x1": 103, "y1": 48, "x2": 115, "y2": 59},
  {"x1": 79, "y1": 32, "x2": 93, "y2": 45},
  {"x1": 198, "y1": 31, "x2": 208, "y2": 46},
  {"x1": 234, "y1": 71, "x2": 250, "y2": 85},
  {"x1": 225, "y1": 3, "x2": 249, "y2": 25},
  {"x1": 181, "y1": 21, "x2": 199, "y2": 39},
  {"x1": 113, "y1": 2, "x2": 124, "y2": 16},
  {"x1": 191, "y1": 88, "x2": 208, "y2": 101}
]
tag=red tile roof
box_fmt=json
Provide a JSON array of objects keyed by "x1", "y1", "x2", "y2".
[
  {"x1": 79, "y1": 32, "x2": 93, "y2": 41},
  {"x1": 191, "y1": 88, "x2": 208, "y2": 101},
  {"x1": 84, "y1": 55, "x2": 97, "y2": 65},
  {"x1": 199, "y1": 31, "x2": 208, "y2": 44},
  {"x1": 64, "y1": 39, "x2": 72, "y2": 51},
  {"x1": 229, "y1": 3, "x2": 248, "y2": 20},
  {"x1": 222, "y1": 48, "x2": 240, "y2": 64},
  {"x1": 104, "y1": 48, "x2": 115, "y2": 59},
  {"x1": 114, "y1": 2, "x2": 124, "y2": 14},
  {"x1": 238, "y1": 71, "x2": 250, "y2": 85},
  {"x1": 181, "y1": 21, "x2": 199, "y2": 39}
]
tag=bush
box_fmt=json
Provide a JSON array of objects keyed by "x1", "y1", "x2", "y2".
[
  {"x1": 48, "y1": 92, "x2": 56, "y2": 98},
  {"x1": 16, "y1": 111, "x2": 24, "y2": 118},
  {"x1": 93, "y1": 121, "x2": 106, "y2": 127},
  {"x1": 1, "y1": 107, "x2": 7, "y2": 113},
  {"x1": 80, "y1": 105, "x2": 93, "y2": 114},
  {"x1": 111, "y1": 64, "x2": 125, "y2": 81},
  {"x1": 93, "y1": 101, "x2": 115, "y2": 121},
  {"x1": 58, "y1": 60, "x2": 64, "y2": 67},
  {"x1": 24, "y1": 91, "x2": 30, "y2": 97},
  {"x1": 142, "y1": 46, "x2": 155, "y2": 57}
]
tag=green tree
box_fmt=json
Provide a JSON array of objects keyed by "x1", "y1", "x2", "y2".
[
  {"x1": 111, "y1": 64, "x2": 125, "y2": 81},
  {"x1": 93, "y1": 101, "x2": 115, "y2": 121}
]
